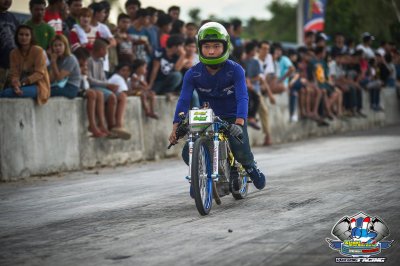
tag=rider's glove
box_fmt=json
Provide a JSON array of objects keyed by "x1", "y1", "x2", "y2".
[{"x1": 228, "y1": 124, "x2": 243, "y2": 139}]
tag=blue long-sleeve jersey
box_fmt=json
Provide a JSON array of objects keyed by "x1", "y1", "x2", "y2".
[{"x1": 173, "y1": 60, "x2": 249, "y2": 123}]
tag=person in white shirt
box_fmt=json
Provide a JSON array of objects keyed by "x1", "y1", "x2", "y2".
[{"x1": 356, "y1": 32, "x2": 375, "y2": 59}]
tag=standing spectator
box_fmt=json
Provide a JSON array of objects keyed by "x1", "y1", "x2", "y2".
[
  {"x1": 128, "y1": 8, "x2": 152, "y2": 63},
  {"x1": 44, "y1": 0, "x2": 64, "y2": 35},
  {"x1": 331, "y1": 33, "x2": 348, "y2": 58},
  {"x1": 89, "y1": 2, "x2": 116, "y2": 75},
  {"x1": 74, "y1": 47, "x2": 110, "y2": 138},
  {"x1": 182, "y1": 37, "x2": 200, "y2": 107},
  {"x1": 0, "y1": 0, "x2": 19, "y2": 90},
  {"x1": 171, "y1": 19, "x2": 185, "y2": 36},
  {"x1": 0, "y1": 25, "x2": 50, "y2": 105},
  {"x1": 48, "y1": 34, "x2": 80, "y2": 99},
  {"x1": 185, "y1": 22, "x2": 198, "y2": 39},
  {"x1": 243, "y1": 41, "x2": 276, "y2": 145},
  {"x1": 145, "y1": 7, "x2": 160, "y2": 52},
  {"x1": 230, "y1": 19, "x2": 243, "y2": 48},
  {"x1": 127, "y1": 59, "x2": 158, "y2": 119},
  {"x1": 356, "y1": 32, "x2": 375, "y2": 59},
  {"x1": 269, "y1": 43, "x2": 293, "y2": 94},
  {"x1": 315, "y1": 32, "x2": 328, "y2": 48},
  {"x1": 125, "y1": 0, "x2": 141, "y2": 24},
  {"x1": 256, "y1": 41, "x2": 275, "y2": 79},
  {"x1": 65, "y1": 0, "x2": 82, "y2": 30},
  {"x1": 149, "y1": 34, "x2": 186, "y2": 96},
  {"x1": 99, "y1": 0, "x2": 118, "y2": 73},
  {"x1": 303, "y1": 31, "x2": 315, "y2": 51},
  {"x1": 157, "y1": 14, "x2": 173, "y2": 49},
  {"x1": 88, "y1": 38, "x2": 131, "y2": 139},
  {"x1": 115, "y1": 13, "x2": 135, "y2": 65},
  {"x1": 26, "y1": 0, "x2": 55, "y2": 51},
  {"x1": 69, "y1": 8, "x2": 99, "y2": 52},
  {"x1": 167, "y1": 5, "x2": 180, "y2": 22}
]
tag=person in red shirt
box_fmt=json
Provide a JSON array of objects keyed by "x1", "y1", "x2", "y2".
[
  {"x1": 69, "y1": 8, "x2": 100, "y2": 52},
  {"x1": 44, "y1": 0, "x2": 64, "y2": 35}
]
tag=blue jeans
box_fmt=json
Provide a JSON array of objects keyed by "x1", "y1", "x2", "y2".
[
  {"x1": 0, "y1": 85, "x2": 38, "y2": 98},
  {"x1": 51, "y1": 83, "x2": 79, "y2": 99},
  {"x1": 181, "y1": 118, "x2": 255, "y2": 168},
  {"x1": 152, "y1": 71, "x2": 182, "y2": 94}
]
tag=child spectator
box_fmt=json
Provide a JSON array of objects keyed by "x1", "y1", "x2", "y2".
[
  {"x1": 69, "y1": 8, "x2": 100, "y2": 52},
  {"x1": 48, "y1": 34, "x2": 80, "y2": 99},
  {"x1": 74, "y1": 47, "x2": 110, "y2": 138},
  {"x1": 0, "y1": 25, "x2": 50, "y2": 105},
  {"x1": 65, "y1": 0, "x2": 82, "y2": 30},
  {"x1": 26, "y1": 0, "x2": 55, "y2": 51},
  {"x1": 115, "y1": 13, "x2": 135, "y2": 65},
  {"x1": 149, "y1": 34, "x2": 186, "y2": 97},
  {"x1": 127, "y1": 59, "x2": 158, "y2": 119},
  {"x1": 44, "y1": 0, "x2": 64, "y2": 35},
  {"x1": 157, "y1": 14, "x2": 173, "y2": 49},
  {"x1": 128, "y1": 8, "x2": 152, "y2": 63},
  {"x1": 88, "y1": 38, "x2": 131, "y2": 139}
]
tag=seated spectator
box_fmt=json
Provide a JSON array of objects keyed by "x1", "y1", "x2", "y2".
[
  {"x1": 88, "y1": 38, "x2": 131, "y2": 139},
  {"x1": 185, "y1": 22, "x2": 198, "y2": 39},
  {"x1": 157, "y1": 14, "x2": 173, "y2": 49},
  {"x1": 44, "y1": 0, "x2": 64, "y2": 35},
  {"x1": 312, "y1": 47, "x2": 343, "y2": 119},
  {"x1": 127, "y1": 59, "x2": 158, "y2": 119},
  {"x1": 115, "y1": 13, "x2": 135, "y2": 65},
  {"x1": 268, "y1": 43, "x2": 293, "y2": 94},
  {"x1": 48, "y1": 34, "x2": 80, "y2": 99},
  {"x1": 65, "y1": 0, "x2": 82, "y2": 30},
  {"x1": 128, "y1": 8, "x2": 152, "y2": 63},
  {"x1": 74, "y1": 47, "x2": 110, "y2": 138},
  {"x1": 149, "y1": 34, "x2": 186, "y2": 97},
  {"x1": 0, "y1": 25, "x2": 50, "y2": 105},
  {"x1": 69, "y1": 8, "x2": 100, "y2": 52},
  {"x1": 0, "y1": 0, "x2": 19, "y2": 90},
  {"x1": 26, "y1": 0, "x2": 55, "y2": 51},
  {"x1": 331, "y1": 32, "x2": 348, "y2": 58}
]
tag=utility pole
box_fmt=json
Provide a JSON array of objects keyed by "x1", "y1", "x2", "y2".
[{"x1": 297, "y1": 0, "x2": 304, "y2": 45}]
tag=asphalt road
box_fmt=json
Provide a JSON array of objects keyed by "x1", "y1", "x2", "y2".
[{"x1": 0, "y1": 125, "x2": 399, "y2": 266}]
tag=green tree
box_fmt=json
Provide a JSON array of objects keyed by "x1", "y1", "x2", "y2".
[{"x1": 188, "y1": 8, "x2": 201, "y2": 25}]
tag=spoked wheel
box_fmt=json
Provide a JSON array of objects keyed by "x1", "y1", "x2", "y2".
[
  {"x1": 230, "y1": 167, "x2": 249, "y2": 200},
  {"x1": 191, "y1": 137, "x2": 213, "y2": 216}
]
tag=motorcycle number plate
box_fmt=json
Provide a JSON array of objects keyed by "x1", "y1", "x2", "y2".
[{"x1": 189, "y1": 109, "x2": 214, "y2": 125}]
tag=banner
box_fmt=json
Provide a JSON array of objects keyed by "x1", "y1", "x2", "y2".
[{"x1": 303, "y1": 0, "x2": 327, "y2": 32}]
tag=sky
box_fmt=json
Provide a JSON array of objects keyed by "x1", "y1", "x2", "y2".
[{"x1": 139, "y1": 0, "x2": 298, "y2": 22}]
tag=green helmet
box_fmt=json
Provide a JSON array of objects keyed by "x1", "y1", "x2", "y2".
[{"x1": 197, "y1": 22, "x2": 231, "y2": 66}]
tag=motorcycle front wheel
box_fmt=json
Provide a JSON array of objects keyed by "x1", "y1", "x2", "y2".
[{"x1": 191, "y1": 137, "x2": 213, "y2": 216}]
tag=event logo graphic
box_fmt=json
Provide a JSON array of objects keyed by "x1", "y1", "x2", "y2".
[{"x1": 326, "y1": 212, "x2": 393, "y2": 263}]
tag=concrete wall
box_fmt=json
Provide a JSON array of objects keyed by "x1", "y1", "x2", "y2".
[{"x1": 0, "y1": 88, "x2": 399, "y2": 181}]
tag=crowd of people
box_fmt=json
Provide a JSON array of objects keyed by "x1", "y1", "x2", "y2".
[{"x1": 0, "y1": 0, "x2": 399, "y2": 143}]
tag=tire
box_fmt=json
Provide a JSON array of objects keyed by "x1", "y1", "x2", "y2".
[
  {"x1": 230, "y1": 167, "x2": 249, "y2": 200},
  {"x1": 191, "y1": 137, "x2": 213, "y2": 215}
]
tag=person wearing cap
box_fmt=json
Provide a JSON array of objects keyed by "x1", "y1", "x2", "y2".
[
  {"x1": 168, "y1": 22, "x2": 267, "y2": 193},
  {"x1": 356, "y1": 32, "x2": 375, "y2": 59}
]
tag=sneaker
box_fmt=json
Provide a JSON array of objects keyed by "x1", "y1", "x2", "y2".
[{"x1": 245, "y1": 164, "x2": 266, "y2": 190}]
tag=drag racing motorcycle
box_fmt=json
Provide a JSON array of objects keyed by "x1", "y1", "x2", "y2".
[{"x1": 168, "y1": 105, "x2": 250, "y2": 216}]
